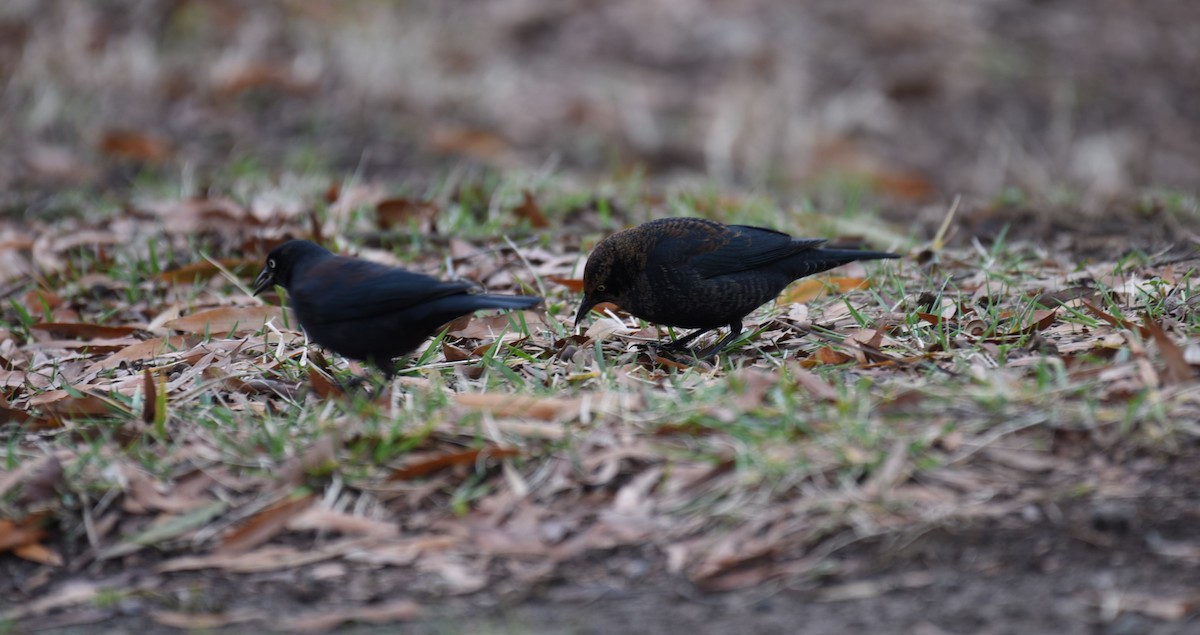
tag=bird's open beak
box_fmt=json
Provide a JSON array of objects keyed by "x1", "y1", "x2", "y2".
[
  {"x1": 573, "y1": 296, "x2": 597, "y2": 331},
  {"x1": 252, "y1": 267, "x2": 275, "y2": 296}
]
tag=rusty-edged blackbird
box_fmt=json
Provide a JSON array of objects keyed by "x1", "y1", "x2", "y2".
[
  {"x1": 574, "y1": 218, "x2": 899, "y2": 357},
  {"x1": 253, "y1": 240, "x2": 542, "y2": 377}
]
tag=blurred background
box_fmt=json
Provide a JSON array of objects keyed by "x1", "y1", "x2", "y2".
[{"x1": 2, "y1": 0, "x2": 1198, "y2": 227}]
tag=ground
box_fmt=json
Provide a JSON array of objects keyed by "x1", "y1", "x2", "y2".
[{"x1": 2, "y1": 2, "x2": 1199, "y2": 633}]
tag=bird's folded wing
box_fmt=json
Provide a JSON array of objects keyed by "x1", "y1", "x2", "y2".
[
  {"x1": 668, "y1": 225, "x2": 826, "y2": 279},
  {"x1": 292, "y1": 260, "x2": 473, "y2": 324}
]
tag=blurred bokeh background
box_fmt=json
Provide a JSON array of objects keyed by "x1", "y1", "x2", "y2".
[{"x1": 3, "y1": 0, "x2": 1198, "y2": 223}]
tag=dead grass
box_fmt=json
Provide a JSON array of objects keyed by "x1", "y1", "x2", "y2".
[{"x1": 1, "y1": 171, "x2": 1198, "y2": 631}]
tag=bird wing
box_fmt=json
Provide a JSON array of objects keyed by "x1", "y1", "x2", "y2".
[
  {"x1": 665, "y1": 224, "x2": 826, "y2": 279},
  {"x1": 290, "y1": 257, "x2": 473, "y2": 324}
]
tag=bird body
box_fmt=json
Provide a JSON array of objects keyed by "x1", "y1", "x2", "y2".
[
  {"x1": 575, "y1": 218, "x2": 899, "y2": 356},
  {"x1": 253, "y1": 240, "x2": 541, "y2": 377}
]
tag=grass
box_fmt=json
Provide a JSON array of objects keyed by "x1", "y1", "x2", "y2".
[{"x1": 1, "y1": 169, "x2": 1197, "y2": 629}]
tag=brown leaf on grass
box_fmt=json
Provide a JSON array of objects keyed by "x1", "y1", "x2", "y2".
[
  {"x1": 158, "y1": 258, "x2": 259, "y2": 284},
  {"x1": 514, "y1": 190, "x2": 549, "y2": 228},
  {"x1": 0, "y1": 517, "x2": 46, "y2": 553},
  {"x1": 84, "y1": 335, "x2": 197, "y2": 375},
  {"x1": 779, "y1": 277, "x2": 870, "y2": 304},
  {"x1": 30, "y1": 323, "x2": 141, "y2": 340},
  {"x1": 14, "y1": 541, "x2": 63, "y2": 566},
  {"x1": 277, "y1": 435, "x2": 339, "y2": 488},
  {"x1": 14, "y1": 454, "x2": 64, "y2": 508},
  {"x1": 731, "y1": 368, "x2": 777, "y2": 410},
  {"x1": 286, "y1": 508, "x2": 400, "y2": 538},
  {"x1": 1143, "y1": 317, "x2": 1195, "y2": 385},
  {"x1": 217, "y1": 493, "x2": 316, "y2": 555},
  {"x1": 1080, "y1": 299, "x2": 1144, "y2": 335},
  {"x1": 306, "y1": 368, "x2": 343, "y2": 399},
  {"x1": 441, "y1": 342, "x2": 474, "y2": 362},
  {"x1": 547, "y1": 276, "x2": 585, "y2": 292},
  {"x1": 455, "y1": 393, "x2": 580, "y2": 420},
  {"x1": 787, "y1": 363, "x2": 839, "y2": 402},
  {"x1": 211, "y1": 59, "x2": 318, "y2": 97},
  {"x1": 650, "y1": 354, "x2": 691, "y2": 371},
  {"x1": 1010, "y1": 308, "x2": 1059, "y2": 335},
  {"x1": 916, "y1": 312, "x2": 948, "y2": 326},
  {"x1": 806, "y1": 346, "x2": 855, "y2": 366},
  {"x1": 166, "y1": 306, "x2": 293, "y2": 336},
  {"x1": 99, "y1": 129, "x2": 172, "y2": 162},
  {"x1": 445, "y1": 311, "x2": 538, "y2": 339},
  {"x1": 427, "y1": 126, "x2": 513, "y2": 164},
  {"x1": 149, "y1": 609, "x2": 266, "y2": 630},
  {"x1": 28, "y1": 338, "x2": 141, "y2": 354},
  {"x1": 29, "y1": 390, "x2": 126, "y2": 419},
  {"x1": 869, "y1": 169, "x2": 936, "y2": 201},
  {"x1": 279, "y1": 598, "x2": 423, "y2": 633},
  {"x1": 376, "y1": 197, "x2": 439, "y2": 232},
  {"x1": 141, "y1": 369, "x2": 157, "y2": 425},
  {"x1": 388, "y1": 446, "x2": 520, "y2": 481},
  {"x1": 158, "y1": 539, "x2": 359, "y2": 573},
  {"x1": 814, "y1": 571, "x2": 938, "y2": 602}
]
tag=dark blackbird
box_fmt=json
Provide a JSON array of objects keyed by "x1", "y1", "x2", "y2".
[
  {"x1": 253, "y1": 240, "x2": 542, "y2": 377},
  {"x1": 575, "y1": 218, "x2": 900, "y2": 357}
]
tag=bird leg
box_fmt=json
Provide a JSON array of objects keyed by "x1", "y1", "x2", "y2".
[
  {"x1": 695, "y1": 323, "x2": 744, "y2": 359},
  {"x1": 659, "y1": 327, "x2": 714, "y2": 351}
]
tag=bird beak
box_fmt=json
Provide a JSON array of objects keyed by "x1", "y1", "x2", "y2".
[
  {"x1": 251, "y1": 267, "x2": 275, "y2": 296},
  {"x1": 573, "y1": 296, "x2": 597, "y2": 331}
]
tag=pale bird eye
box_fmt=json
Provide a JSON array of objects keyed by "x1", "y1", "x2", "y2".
[{"x1": 268, "y1": 258, "x2": 276, "y2": 269}]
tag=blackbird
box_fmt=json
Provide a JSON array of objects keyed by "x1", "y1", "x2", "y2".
[
  {"x1": 574, "y1": 218, "x2": 899, "y2": 357},
  {"x1": 253, "y1": 240, "x2": 542, "y2": 377}
]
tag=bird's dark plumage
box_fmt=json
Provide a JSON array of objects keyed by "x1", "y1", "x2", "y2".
[
  {"x1": 574, "y1": 218, "x2": 900, "y2": 357},
  {"x1": 253, "y1": 240, "x2": 542, "y2": 377}
]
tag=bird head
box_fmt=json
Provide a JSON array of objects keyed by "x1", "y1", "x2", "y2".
[
  {"x1": 252, "y1": 240, "x2": 331, "y2": 296},
  {"x1": 573, "y1": 242, "x2": 626, "y2": 330}
]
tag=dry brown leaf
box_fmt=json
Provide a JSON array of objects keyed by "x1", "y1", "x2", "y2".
[
  {"x1": 276, "y1": 435, "x2": 339, "y2": 488},
  {"x1": 376, "y1": 197, "x2": 439, "y2": 232},
  {"x1": 279, "y1": 598, "x2": 422, "y2": 633},
  {"x1": 0, "y1": 517, "x2": 46, "y2": 553},
  {"x1": 159, "y1": 258, "x2": 259, "y2": 284},
  {"x1": 787, "y1": 363, "x2": 840, "y2": 402},
  {"x1": 513, "y1": 190, "x2": 549, "y2": 228},
  {"x1": 427, "y1": 126, "x2": 513, "y2": 164},
  {"x1": 1011, "y1": 308, "x2": 1059, "y2": 334},
  {"x1": 149, "y1": 608, "x2": 266, "y2": 630},
  {"x1": 286, "y1": 508, "x2": 399, "y2": 538},
  {"x1": 99, "y1": 129, "x2": 172, "y2": 162},
  {"x1": 30, "y1": 323, "x2": 141, "y2": 340},
  {"x1": 1144, "y1": 317, "x2": 1194, "y2": 385},
  {"x1": 158, "y1": 538, "x2": 366, "y2": 573},
  {"x1": 547, "y1": 276, "x2": 585, "y2": 292},
  {"x1": 84, "y1": 335, "x2": 197, "y2": 374},
  {"x1": 306, "y1": 368, "x2": 343, "y2": 399},
  {"x1": 388, "y1": 446, "x2": 520, "y2": 481},
  {"x1": 814, "y1": 571, "x2": 938, "y2": 602},
  {"x1": 14, "y1": 541, "x2": 63, "y2": 566},
  {"x1": 217, "y1": 494, "x2": 316, "y2": 555},
  {"x1": 807, "y1": 346, "x2": 855, "y2": 366},
  {"x1": 869, "y1": 170, "x2": 937, "y2": 201},
  {"x1": 166, "y1": 306, "x2": 293, "y2": 336},
  {"x1": 1080, "y1": 300, "x2": 1143, "y2": 334},
  {"x1": 445, "y1": 311, "x2": 538, "y2": 339},
  {"x1": 441, "y1": 342, "x2": 474, "y2": 362},
  {"x1": 731, "y1": 368, "x2": 777, "y2": 410},
  {"x1": 29, "y1": 390, "x2": 125, "y2": 419},
  {"x1": 779, "y1": 277, "x2": 870, "y2": 304},
  {"x1": 455, "y1": 393, "x2": 579, "y2": 420}
]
